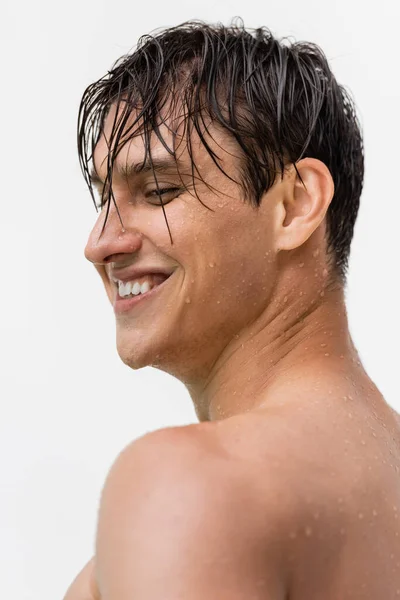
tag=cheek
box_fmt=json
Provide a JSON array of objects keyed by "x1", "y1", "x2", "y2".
[{"x1": 192, "y1": 225, "x2": 275, "y2": 314}]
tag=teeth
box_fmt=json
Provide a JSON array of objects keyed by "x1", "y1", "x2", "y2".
[
  {"x1": 118, "y1": 281, "x2": 132, "y2": 297},
  {"x1": 140, "y1": 281, "x2": 150, "y2": 294},
  {"x1": 117, "y1": 278, "x2": 153, "y2": 298},
  {"x1": 131, "y1": 282, "x2": 141, "y2": 296}
]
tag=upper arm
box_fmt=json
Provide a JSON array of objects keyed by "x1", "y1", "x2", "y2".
[{"x1": 94, "y1": 429, "x2": 289, "y2": 600}]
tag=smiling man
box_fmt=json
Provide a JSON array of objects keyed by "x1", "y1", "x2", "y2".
[{"x1": 64, "y1": 21, "x2": 400, "y2": 600}]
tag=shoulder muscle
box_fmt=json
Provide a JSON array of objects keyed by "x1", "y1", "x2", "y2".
[{"x1": 95, "y1": 427, "x2": 289, "y2": 599}]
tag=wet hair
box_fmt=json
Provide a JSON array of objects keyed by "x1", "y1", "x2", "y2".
[{"x1": 78, "y1": 19, "x2": 364, "y2": 282}]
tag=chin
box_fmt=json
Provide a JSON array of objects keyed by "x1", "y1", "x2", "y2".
[{"x1": 116, "y1": 327, "x2": 171, "y2": 371}]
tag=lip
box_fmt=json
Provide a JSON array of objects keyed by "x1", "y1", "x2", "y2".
[
  {"x1": 110, "y1": 266, "x2": 175, "y2": 284},
  {"x1": 113, "y1": 271, "x2": 175, "y2": 314}
]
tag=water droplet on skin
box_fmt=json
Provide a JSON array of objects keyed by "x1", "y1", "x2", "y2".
[
  {"x1": 324, "y1": 353, "x2": 330, "y2": 357},
  {"x1": 185, "y1": 297, "x2": 191, "y2": 304},
  {"x1": 217, "y1": 300, "x2": 221, "y2": 304},
  {"x1": 320, "y1": 343, "x2": 327, "y2": 347},
  {"x1": 313, "y1": 249, "x2": 320, "y2": 257},
  {"x1": 322, "y1": 268, "x2": 328, "y2": 277},
  {"x1": 283, "y1": 296, "x2": 288, "y2": 303},
  {"x1": 209, "y1": 262, "x2": 215, "y2": 268},
  {"x1": 299, "y1": 262, "x2": 305, "y2": 268},
  {"x1": 320, "y1": 291, "x2": 325, "y2": 297}
]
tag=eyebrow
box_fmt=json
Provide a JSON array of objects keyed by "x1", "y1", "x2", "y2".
[{"x1": 89, "y1": 156, "x2": 181, "y2": 190}]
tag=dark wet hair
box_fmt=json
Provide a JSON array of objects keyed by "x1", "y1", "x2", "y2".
[{"x1": 78, "y1": 19, "x2": 364, "y2": 281}]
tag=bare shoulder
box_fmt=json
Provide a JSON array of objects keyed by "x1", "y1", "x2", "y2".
[
  {"x1": 102, "y1": 422, "x2": 292, "y2": 526},
  {"x1": 95, "y1": 424, "x2": 293, "y2": 598}
]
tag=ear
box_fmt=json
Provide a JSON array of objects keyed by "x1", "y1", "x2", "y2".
[{"x1": 274, "y1": 158, "x2": 334, "y2": 251}]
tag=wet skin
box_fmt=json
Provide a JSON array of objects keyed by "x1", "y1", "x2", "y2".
[{"x1": 64, "y1": 105, "x2": 400, "y2": 599}]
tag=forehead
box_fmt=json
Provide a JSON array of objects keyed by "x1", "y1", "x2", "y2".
[{"x1": 92, "y1": 101, "x2": 241, "y2": 182}]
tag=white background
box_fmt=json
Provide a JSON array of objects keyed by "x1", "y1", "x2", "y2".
[{"x1": 1, "y1": 0, "x2": 399, "y2": 598}]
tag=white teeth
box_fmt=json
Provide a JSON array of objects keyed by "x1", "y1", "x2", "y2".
[
  {"x1": 131, "y1": 282, "x2": 141, "y2": 295},
  {"x1": 118, "y1": 278, "x2": 154, "y2": 298},
  {"x1": 140, "y1": 281, "x2": 150, "y2": 294},
  {"x1": 118, "y1": 281, "x2": 131, "y2": 297}
]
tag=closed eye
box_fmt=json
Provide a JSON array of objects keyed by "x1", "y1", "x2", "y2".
[
  {"x1": 145, "y1": 187, "x2": 182, "y2": 205},
  {"x1": 94, "y1": 187, "x2": 181, "y2": 210}
]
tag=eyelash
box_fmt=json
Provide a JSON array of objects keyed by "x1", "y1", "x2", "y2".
[
  {"x1": 95, "y1": 187, "x2": 181, "y2": 209},
  {"x1": 145, "y1": 187, "x2": 181, "y2": 204}
]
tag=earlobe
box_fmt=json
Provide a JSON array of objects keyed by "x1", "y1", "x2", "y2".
[{"x1": 276, "y1": 158, "x2": 334, "y2": 251}]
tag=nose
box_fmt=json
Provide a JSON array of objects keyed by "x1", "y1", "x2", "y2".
[{"x1": 84, "y1": 205, "x2": 143, "y2": 266}]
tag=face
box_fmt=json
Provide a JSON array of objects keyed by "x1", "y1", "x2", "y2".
[{"x1": 84, "y1": 104, "x2": 283, "y2": 383}]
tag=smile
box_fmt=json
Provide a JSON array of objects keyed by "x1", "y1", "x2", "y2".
[{"x1": 113, "y1": 272, "x2": 174, "y2": 314}]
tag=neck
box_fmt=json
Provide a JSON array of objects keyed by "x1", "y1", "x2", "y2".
[{"x1": 186, "y1": 284, "x2": 365, "y2": 422}]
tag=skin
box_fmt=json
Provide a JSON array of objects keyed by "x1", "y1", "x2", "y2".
[{"x1": 64, "y1": 104, "x2": 400, "y2": 599}]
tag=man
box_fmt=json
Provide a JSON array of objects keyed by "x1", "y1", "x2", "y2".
[{"x1": 64, "y1": 21, "x2": 400, "y2": 599}]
